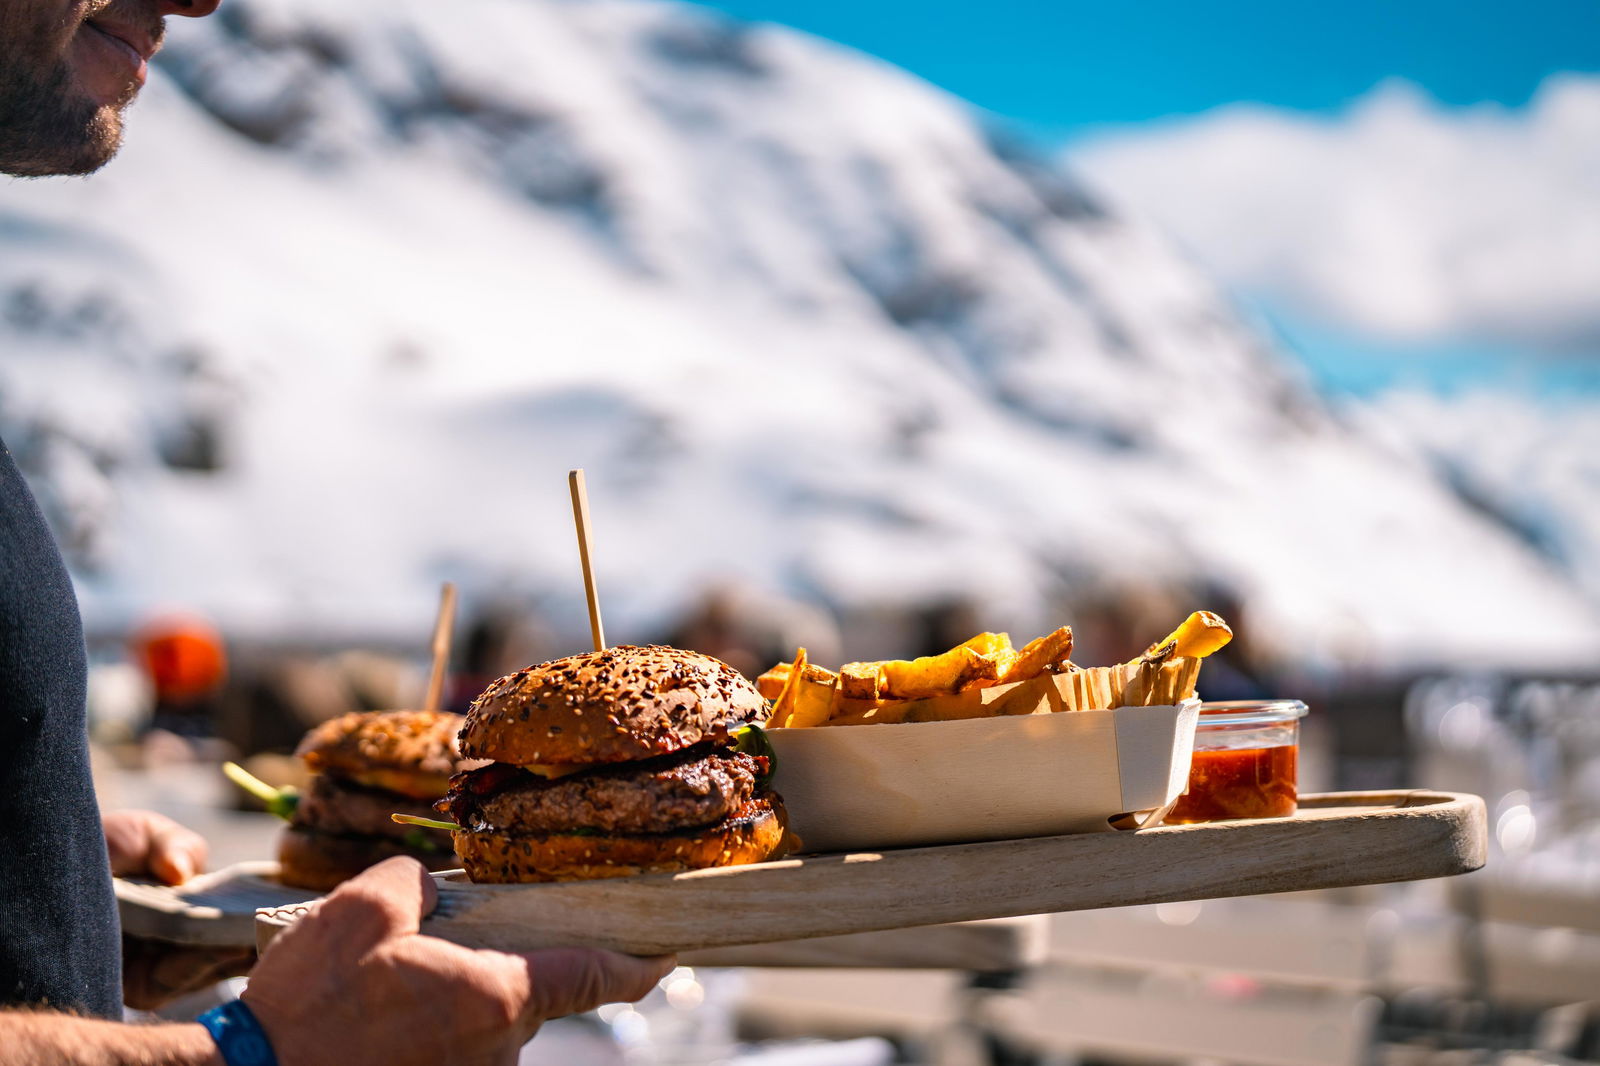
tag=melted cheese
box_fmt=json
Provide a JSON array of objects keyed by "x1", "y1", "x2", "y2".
[
  {"x1": 347, "y1": 768, "x2": 453, "y2": 799},
  {"x1": 519, "y1": 763, "x2": 588, "y2": 779}
]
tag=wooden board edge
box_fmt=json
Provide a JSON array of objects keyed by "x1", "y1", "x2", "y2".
[
  {"x1": 680, "y1": 917, "x2": 1050, "y2": 971},
  {"x1": 116, "y1": 862, "x2": 319, "y2": 949}
]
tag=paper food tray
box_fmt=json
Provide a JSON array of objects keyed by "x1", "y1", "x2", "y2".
[{"x1": 768, "y1": 682, "x2": 1200, "y2": 853}]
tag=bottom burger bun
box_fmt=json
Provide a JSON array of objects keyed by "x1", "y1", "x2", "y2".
[
  {"x1": 276, "y1": 824, "x2": 460, "y2": 892},
  {"x1": 452, "y1": 796, "x2": 789, "y2": 884}
]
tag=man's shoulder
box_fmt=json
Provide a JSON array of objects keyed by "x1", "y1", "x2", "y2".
[{"x1": 0, "y1": 437, "x2": 76, "y2": 597}]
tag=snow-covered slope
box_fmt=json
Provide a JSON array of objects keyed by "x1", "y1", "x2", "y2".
[
  {"x1": 1, "y1": 0, "x2": 1594, "y2": 667},
  {"x1": 1354, "y1": 390, "x2": 1600, "y2": 614}
]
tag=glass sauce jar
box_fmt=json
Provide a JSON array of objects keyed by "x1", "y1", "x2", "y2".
[{"x1": 1164, "y1": 700, "x2": 1308, "y2": 824}]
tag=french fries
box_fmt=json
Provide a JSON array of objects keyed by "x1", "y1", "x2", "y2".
[
  {"x1": 767, "y1": 647, "x2": 808, "y2": 728},
  {"x1": 997, "y1": 626, "x2": 1073, "y2": 684},
  {"x1": 879, "y1": 645, "x2": 998, "y2": 699},
  {"x1": 959, "y1": 632, "x2": 1012, "y2": 657},
  {"x1": 758, "y1": 611, "x2": 1228, "y2": 727},
  {"x1": 827, "y1": 697, "x2": 910, "y2": 727},
  {"x1": 1142, "y1": 611, "x2": 1233, "y2": 663},
  {"x1": 756, "y1": 661, "x2": 793, "y2": 701},
  {"x1": 788, "y1": 664, "x2": 840, "y2": 729},
  {"x1": 838, "y1": 662, "x2": 882, "y2": 701},
  {"x1": 960, "y1": 632, "x2": 1018, "y2": 684}
]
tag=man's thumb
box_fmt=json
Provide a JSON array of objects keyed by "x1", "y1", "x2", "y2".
[{"x1": 310, "y1": 856, "x2": 439, "y2": 947}]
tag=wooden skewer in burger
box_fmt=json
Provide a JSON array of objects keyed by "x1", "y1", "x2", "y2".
[{"x1": 398, "y1": 470, "x2": 790, "y2": 883}]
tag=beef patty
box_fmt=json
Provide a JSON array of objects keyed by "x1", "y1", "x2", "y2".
[
  {"x1": 443, "y1": 749, "x2": 764, "y2": 836},
  {"x1": 295, "y1": 773, "x2": 452, "y2": 849}
]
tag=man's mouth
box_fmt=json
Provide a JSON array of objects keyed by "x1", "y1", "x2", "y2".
[
  {"x1": 84, "y1": 18, "x2": 158, "y2": 64},
  {"x1": 70, "y1": 13, "x2": 160, "y2": 105}
]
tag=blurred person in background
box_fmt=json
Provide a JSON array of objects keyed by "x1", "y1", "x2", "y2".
[
  {"x1": 1069, "y1": 581, "x2": 1273, "y2": 699},
  {"x1": 666, "y1": 585, "x2": 771, "y2": 678},
  {"x1": 908, "y1": 598, "x2": 985, "y2": 659},
  {"x1": 450, "y1": 599, "x2": 554, "y2": 713},
  {"x1": 665, "y1": 581, "x2": 842, "y2": 679},
  {"x1": 1, "y1": 0, "x2": 670, "y2": 1060},
  {"x1": 1185, "y1": 585, "x2": 1273, "y2": 702},
  {"x1": 1067, "y1": 581, "x2": 1183, "y2": 665},
  {"x1": 212, "y1": 654, "x2": 365, "y2": 783}
]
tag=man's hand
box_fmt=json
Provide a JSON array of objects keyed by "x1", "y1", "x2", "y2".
[
  {"x1": 104, "y1": 810, "x2": 255, "y2": 1010},
  {"x1": 121, "y1": 939, "x2": 256, "y2": 1013},
  {"x1": 244, "y1": 857, "x2": 675, "y2": 1066},
  {"x1": 103, "y1": 810, "x2": 208, "y2": 886}
]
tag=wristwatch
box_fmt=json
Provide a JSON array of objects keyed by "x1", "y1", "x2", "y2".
[{"x1": 197, "y1": 999, "x2": 278, "y2": 1066}]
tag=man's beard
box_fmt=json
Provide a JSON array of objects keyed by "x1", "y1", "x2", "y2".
[{"x1": 0, "y1": 19, "x2": 128, "y2": 177}]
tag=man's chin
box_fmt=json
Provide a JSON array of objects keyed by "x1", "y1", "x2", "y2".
[
  {"x1": 61, "y1": 108, "x2": 124, "y2": 174},
  {"x1": 0, "y1": 95, "x2": 124, "y2": 178}
]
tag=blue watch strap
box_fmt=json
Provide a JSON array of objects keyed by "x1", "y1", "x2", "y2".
[{"x1": 197, "y1": 1000, "x2": 278, "y2": 1066}]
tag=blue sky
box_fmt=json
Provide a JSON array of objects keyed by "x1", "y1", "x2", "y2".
[
  {"x1": 695, "y1": 1, "x2": 1600, "y2": 399},
  {"x1": 694, "y1": 0, "x2": 1600, "y2": 140}
]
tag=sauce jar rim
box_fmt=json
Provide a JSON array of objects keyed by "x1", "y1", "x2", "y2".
[{"x1": 1196, "y1": 699, "x2": 1308, "y2": 727}]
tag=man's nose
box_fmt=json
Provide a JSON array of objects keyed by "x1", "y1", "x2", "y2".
[{"x1": 157, "y1": 0, "x2": 222, "y2": 16}]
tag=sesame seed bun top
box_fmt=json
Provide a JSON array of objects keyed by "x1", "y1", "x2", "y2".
[
  {"x1": 458, "y1": 644, "x2": 767, "y2": 767},
  {"x1": 295, "y1": 709, "x2": 469, "y2": 798}
]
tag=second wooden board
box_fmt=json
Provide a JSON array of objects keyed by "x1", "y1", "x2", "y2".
[
  {"x1": 118, "y1": 862, "x2": 319, "y2": 947},
  {"x1": 258, "y1": 790, "x2": 1485, "y2": 956}
]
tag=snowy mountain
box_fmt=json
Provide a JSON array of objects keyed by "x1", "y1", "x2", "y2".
[
  {"x1": 1353, "y1": 390, "x2": 1600, "y2": 613},
  {"x1": 1, "y1": 0, "x2": 1595, "y2": 668}
]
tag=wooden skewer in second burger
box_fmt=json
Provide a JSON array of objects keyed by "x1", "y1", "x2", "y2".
[{"x1": 418, "y1": 644, "x2": 791, "y2": 883}]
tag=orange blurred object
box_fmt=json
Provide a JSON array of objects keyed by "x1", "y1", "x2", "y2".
[{"x1": 131, "y1": 616, "x2": 228, "y2": 703}]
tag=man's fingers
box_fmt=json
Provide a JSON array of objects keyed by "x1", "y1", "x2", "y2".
[
  {"x1": 312, "y1": 857, "x2": 439, "y2": 947},
  {"x1": 148, "y1": 822, "x2": 208, "y2": 885},
  {"x1": 509, "y1": 949, "x2": 676, "y2": 1023},
  {"x1": 103, "y1": 810, "x2": 207, "y2": 883},
  {"x1": 103, "y1": 810, "x2": 157, "y2": 878}
]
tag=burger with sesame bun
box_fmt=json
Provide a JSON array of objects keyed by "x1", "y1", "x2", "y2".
[
  {"x1": 439, "y1": 644, "x2": 788, "y2": 883},
  {"x1": 278, "y1": 709, "x2": 477, "y2": 891}
]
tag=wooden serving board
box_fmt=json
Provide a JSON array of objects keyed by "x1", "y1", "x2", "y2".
[
  {"x1": 256, "y1": 790, "x2": 1485, "y2": 958},
  {"x1": 116, "y1": 860, "x2": 1046, "y2": 969},
  {"x1": 117, "y1": 861, "x2": 320, "y2": 947}
]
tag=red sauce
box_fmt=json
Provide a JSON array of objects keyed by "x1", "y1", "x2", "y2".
[{"x1": 1165, "y1": 744, "x2": 1298, "y2": 824}]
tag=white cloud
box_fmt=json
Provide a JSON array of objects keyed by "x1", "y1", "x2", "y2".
[{"x1": 1068, "y1": 75, "x2": 1600, "y2": 352}]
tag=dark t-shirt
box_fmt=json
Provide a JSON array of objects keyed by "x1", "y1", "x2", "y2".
[{"x1": 0, "y1": 436, "x2": 121, "y2": 1018}]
